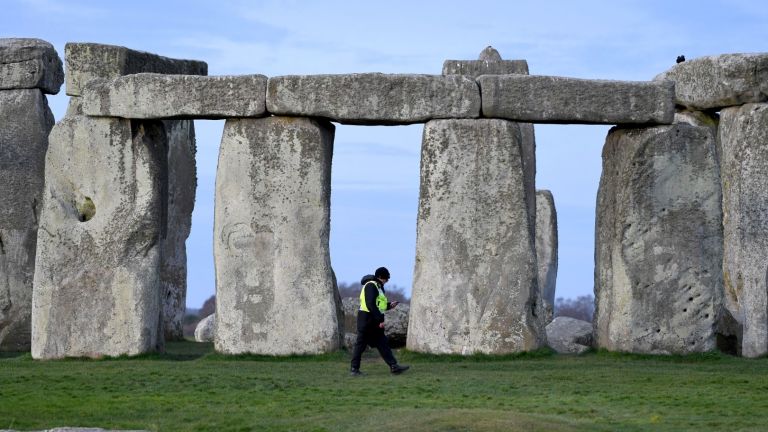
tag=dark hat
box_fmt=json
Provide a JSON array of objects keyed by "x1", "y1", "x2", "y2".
[{"x1": 375, "y1": 267, "x2": 390, "y2": 279}]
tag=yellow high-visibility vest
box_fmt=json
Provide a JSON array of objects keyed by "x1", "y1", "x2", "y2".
[{"x1": 359, "y1": 281, "x2": 388, "y2": 313}]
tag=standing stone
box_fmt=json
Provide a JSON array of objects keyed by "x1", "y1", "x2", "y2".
[
  {"x1": 536, "y1": 190, "x2": 558, "y2": 324},
  {"x1": 654, "y1": 53, "x2": 768, "y2": 110},
  {"x1": 161, "y1": 120, "x2": 196, "y2": 341},
  {"x1": 214, "y1": 116, "x2": 341, "y2": 355},
  {"x1": 594, "y1": 122, "x2": 722, "y2": 354},
  {"x1": 0, "y1": 39, "x2": 61, "y2": 352},
  {"x1": 32, "y1": 100, "x2": 168, "y2": 359},
  {"x1": 719, "y1": 103, "x2": 768, "y2": 358},
  {"x1": 0, "y1": 38, "x2": 64, "y2": 94},
  {"x1": 408, "y1": 119, "x2": 544, "y2": 354}
]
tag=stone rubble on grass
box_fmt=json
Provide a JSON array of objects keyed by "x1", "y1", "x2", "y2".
[
  {"x1": 340, "y1": 297, "x2": 409, "y2": 349},
  {"x1": 194, "y1": 314, "x2": 215, "y2": 343},
  {"x1": 546, "y1": 316, "x2": 593, "y2": 354}
]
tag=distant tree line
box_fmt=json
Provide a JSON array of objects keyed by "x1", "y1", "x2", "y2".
[{"x1": 554, "y1": 295, "x2": 595, "y2": 322}]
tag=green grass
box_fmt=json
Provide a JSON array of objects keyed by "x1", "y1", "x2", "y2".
[{"x1": 1, "y1": 342, "x2": 767, "y2": 431}]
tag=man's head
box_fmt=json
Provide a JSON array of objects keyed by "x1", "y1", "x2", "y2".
[{"x1": 375, "y1": 267, "x2": 390, "y2": 284}]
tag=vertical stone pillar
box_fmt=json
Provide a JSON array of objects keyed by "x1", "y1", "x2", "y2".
[
  {"x1": 214, "y1": 116, "x2": 341, "y2": 355},
  {"x1": 32, "y1": 100, "x2": 168, "y2": 359},
  {"x1": 408, "y1": 119, "x2": 543, "y2": 354},
  {"x1": 0, "y1": 38, "x2": 62, "y2": 351},
  {"x1": 594, "y1": 122, "x2": 722, "y2": 354},
  {"x1": 720, "y1": 103, "x2": 768, "y2": 358},
  {"x1": 536, "y1": 190, "x2": 558, "y2": 324},
  {"x1": 161, "y1": 120, "x2": 196, "y2": 340}
]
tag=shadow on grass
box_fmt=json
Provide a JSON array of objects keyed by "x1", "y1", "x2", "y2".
[{"x1": 0, "y1": 351, "x2": 28, "y2": 359}]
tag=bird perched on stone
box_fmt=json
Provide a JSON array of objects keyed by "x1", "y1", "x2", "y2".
[{"x1": 676, "y1": 55, "x2": 686, "y2": 64}]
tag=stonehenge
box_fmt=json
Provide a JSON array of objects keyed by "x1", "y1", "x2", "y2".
[
  {"x1": 0, "y1": 39, "x2": 61, "y2": 351},
  {"x1": 3, "y1": 36, "x2": 768, "y2": 358}
]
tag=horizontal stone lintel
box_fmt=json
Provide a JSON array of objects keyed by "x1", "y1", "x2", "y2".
[
  {"x1": 479, "y1": 74, "x2": 676, "y2": 125},
  {"x1": 82, "y1": 73, "x2": 268, "y2": 119},
  {"x1": 65, "y1": 42, "x2": 208, "y2": 96},
  {"x1": 266, "y1": 73, "x2": 481, "y2": 125},
  {"x1": 0, "y1": 38, "x2": 64, "y2": 94}
]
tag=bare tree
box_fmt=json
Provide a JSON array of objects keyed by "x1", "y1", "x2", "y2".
[{"x1": 554, "y1": 295, "x2": 595, "y2": 322}]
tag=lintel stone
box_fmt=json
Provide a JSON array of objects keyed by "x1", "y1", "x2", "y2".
[
  {"x1": 0, "y1": 38, "x2": 64, "y2": 94},
  {"x1": 65, "y1": 42, "x2": 207, "y2": 96},
  {"x1": 479, "y1": 74, "x2": 675, "y2": 125},
  {"x1": 654, "y1": 53, "x2": 768, "y2": 110},
  {"x1": 443, "y1": 46, "x2": 529, "y2": 77},
  {"x1": 82, "y1": 73, "x2": 268, "y2": 119},
  {"x1": 266, "y1": 73, "x2": 480, "y2": 125}
]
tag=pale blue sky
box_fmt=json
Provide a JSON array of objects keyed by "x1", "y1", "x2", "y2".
[{"x1": 3, "y1": 0, "x2": 766, "y2": 307}]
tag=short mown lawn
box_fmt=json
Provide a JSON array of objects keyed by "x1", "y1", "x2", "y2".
[{"x1": 1, "y1": 342, "x2": 766, "y2": 431}]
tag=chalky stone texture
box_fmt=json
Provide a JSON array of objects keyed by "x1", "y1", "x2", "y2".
[
  {"x1": 0, "y1": 38, "x2": 64, "y2": 94},
  {"x1": 32, "y1": 100, "x2": 167, "y2": 359},
  {"x1": 0, "y1": 89, "x2": 54, "y2": 351},
  {"x1": 479, "y1": 75, "x2": 675, "y2": 124},
  {"x1": 408, "y1": 119, "x2": 544, "y2": 354},
  {"x1": 442, "y1": 46, "x2": 529, "y2": 76},
  {"x1": 82, "y1": 74, "x2": 268, "y2": 119},
  {"x1": 655, "y1": 53, "x2": 768, "y2": 110},
  {"x1": 594, "y1": 123, "x2": 722, "y2": 354},
  {"x1": 719, "y1": 103, "x2": 768, "y2": 358},
  {"x1": 214, "y1": 117, "x2": 341, "y2": 355},
  {"x1": 536, "y1": 190, "x2": 558, "y2": 324},
  {"x1": 266, "y1": 74, "x2": 480, "y2": 125},
  {"x1": 194, "y1": 314, "x2": 215, "y2": 343},
  {"x1": 65, "y1": 43, "x2": 207, "y2": 96},
  {"x1": 161, "y1": 120, "x2": 196, "y2": 341},
  {"x1": 546, "y1": 316, "x2": 593, "y2": 354}
]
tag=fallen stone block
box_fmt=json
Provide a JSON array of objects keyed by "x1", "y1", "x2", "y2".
[
  {"x1": 536, "y1": 190, "x2": 558, "y2": 324},
  {"x1": 82, "y1": 73, "x2": 268, "y2": 119},
  {"x1": 408, "y1": 119, "x2": 544, "y2": 355},
  {"x1": 594, "y1": 122, "x2": 722, "y2": 354},
  {"x1": 32, "y1": 100, "x2": 167, "y2": 359},
  {"x1": 655, "y1": 53, "x2": 768, "y2": 110},
  {"x1": 0, "y1": 89, "x2": 55, "y2": 351},
  {"x1": 443, "y1": 46, "x2": 529, "y2": 76},
  {"x1": 194, "y1": 314, "x2": 215, "y2": 343},
  {"x1": 65, "y1": 42, "x2": 207, "y2": 96},
  {"x1": 214, "y1": 116, "x2": 341, "y2": 355},
  {"x1": 266, "y1": 73, "x2": 480, "y2": 125},
  {"x1": 546, "y1": 316, "x2": 592, "y2": 354},
  {"x1": 719, "y1": 103, "x2": 768, "y2": 358},
  {"x1": 0, "y1": 38, "x2": 64, "y2": 94},
  {"x1": 479, "y1": 74, "x2": 675, "y2": 124}
]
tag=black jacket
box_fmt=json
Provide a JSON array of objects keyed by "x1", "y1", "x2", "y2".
[{"x1": 356, "y1": 274, "x2": 392, "y2": 330}]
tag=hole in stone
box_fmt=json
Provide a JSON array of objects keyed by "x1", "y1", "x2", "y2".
[
  {"x1": 76, "y1": 197, "x2": 96, "y2": 222},
  {"x1": 656, "y1": 329, "x2": 661, "y2": 333},
  {"x1": 704, "y1": 313, "x2": 709, "y2": 318},
  {"x1": 683, "y1": 308, "x2": 687, "y2": 312},
  {"x1": 688, "y1": 297, "x2": 694, "y2": 302}
]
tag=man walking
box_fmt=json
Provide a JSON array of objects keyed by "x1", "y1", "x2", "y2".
[{"x1": 350, "y1": 267, "x2": 409, "y2": 376}]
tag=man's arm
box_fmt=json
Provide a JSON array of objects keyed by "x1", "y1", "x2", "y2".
[{"x1": 365, "y1": 283, "x2": 384, "y2": 323}]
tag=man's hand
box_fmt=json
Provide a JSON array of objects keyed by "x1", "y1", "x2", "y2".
[
  {"x1": 379, "y1": 322, "x2": 385, "y2": 329},
  {"x1": 390, "y1": 301, "x2": 399, "y2": 309}
]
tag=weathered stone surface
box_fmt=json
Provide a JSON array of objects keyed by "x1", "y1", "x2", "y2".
[
  {"x1": 32, "y1": 99, "x2": 167, "y2": 359},
  {"x1": 214, "y1": 116, "x2": 341, "y2": 355},
  {"x1": 82, "y1": 73, "x2": 268, "y2": 119},
  {"x1": 719, "y1": 103, "x2": 768, "y2": 358},
  {"x1": 479, "y1": 75, "x2": 675, "y2": 124},
  {"x1": 654, "y1": 53, "x2": 768, "y2": 110},
  {"x1": 442, "y1": 46, "x2": 529, "y2": 77},
  {"x1": 0, "y1": 89, "x2": 54, "y2": 351},
  {"x1": 65, "y1": 43, "x2": 207, "y2": 96},
  {"x1": 546, "y1": 316, "x2": 592, "y2": 354},
  {"x1": 594, "y1": 122, "x2": 722, "y2": 354},
  {"x1": 408, "y1": 119, "x2": 544, "y2": 354},
  {"x1": 0, "y1": 38, "x2": 64, "y2": 94},
  {"x1": 536, "y1": 190, "x2": 558, "y2": 324},
  {"x1": 161, "y1": 120, "x2": 196, "y2": 341},
  {"x1": 194, "y1": 314, "x2": 215, "y2": 343},
  {"x1": 340, "y1": 297, "x2": 409, "y2": 349},
  {"x1": 266, "y1": 74, "x2": 480, "y2": 125}
]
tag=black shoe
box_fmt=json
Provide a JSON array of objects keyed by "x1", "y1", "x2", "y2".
[
  {"x1": 350, "y1": 368, "x2": 364, "y2": 377},
  {"x1": 390, "y1": 364, "x2": 410, "y2": 375}
]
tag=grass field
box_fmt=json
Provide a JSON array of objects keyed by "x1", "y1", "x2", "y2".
[{"x1": 1, "y1": 342, "x2": 767, "y2": 431}]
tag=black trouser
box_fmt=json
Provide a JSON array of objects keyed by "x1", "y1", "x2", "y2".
[{"x1": 350, "y1": 325, "x2": 397, "y2": 370}]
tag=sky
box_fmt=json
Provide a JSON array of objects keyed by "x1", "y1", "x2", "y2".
[{"x1": 3, "y1": 0, "x2": 767, "y2": 308}]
